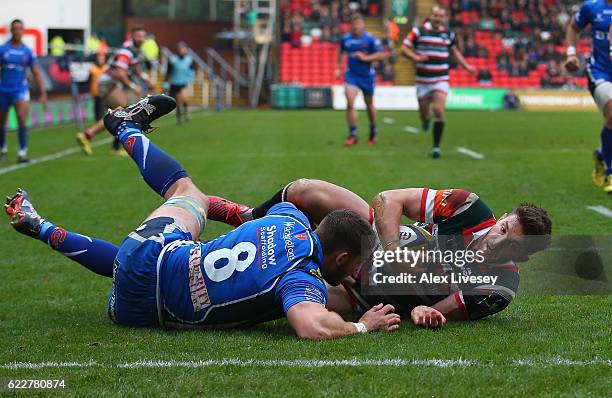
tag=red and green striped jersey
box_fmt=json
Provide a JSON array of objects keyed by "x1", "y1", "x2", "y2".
[{"x1": 403, "y1": 21, "x2": 456, "y2": 84}]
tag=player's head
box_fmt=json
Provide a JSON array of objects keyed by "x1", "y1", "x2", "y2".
[
  {"x1": 177, "y1": 41, "x2": 188, "y2": 56},
  {"x1": 350, "y1": 14, "x2": 365, "y2": 35},
  {"x1": 10, "y1": 19, "x2": 24, "y2": 42},
  {"x1": 477, "y1": 203, "x2": 552, "y2": 263},
  {"x1": 429, "y1": 5, "x2": 447, "y2": 29},
  {"x1": 96, "y1": 52, "x2": 106, "y2": 66},
  {"x1": 131, "y1": 26, "x2": 147, "y2": 47},
  {"x1": 315, "y1": 209, "x2": 377, "y2": 286}
]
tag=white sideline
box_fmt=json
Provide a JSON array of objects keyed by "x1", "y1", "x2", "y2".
[
  {"x1": 1, "y1": 358, "x2": 610, "y2": 370},
  {"x1": 0, "y1": 111, "x2": 212, "y2": 176},
  {"x1": 455, "y1": 146, "x2": 486, "y2": 160},
  {"x1": 586, "y1": 205, "x2": 612, "y2": 218},
  {"x1": 382, "y1": 117, "x2": 395, "y2": 124}
]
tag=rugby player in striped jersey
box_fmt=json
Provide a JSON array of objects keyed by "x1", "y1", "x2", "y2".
[{"x1": 401, "y1": 5, "x2": 475, "y2": 159}]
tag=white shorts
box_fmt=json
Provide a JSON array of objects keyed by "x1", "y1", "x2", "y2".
[
  {"x1": 593, "y1": 81, "x2": 612, "y2": 112},
  {"x1": 416, "y1": 81, "x2": 450, "y2": 99}
]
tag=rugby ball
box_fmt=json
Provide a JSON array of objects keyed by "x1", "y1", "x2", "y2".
[{"x1": 398, "y1": 224, "x2": 433, "y2": 250}]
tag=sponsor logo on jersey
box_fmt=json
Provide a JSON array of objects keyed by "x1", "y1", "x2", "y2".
[
  {"x1": 188, "y1": 245, "x2": 211, "y2": 311},
  {"x1": 259, "y1": 225, "x2": 277, "y2": 269},
  {"x1": 295, "y1": 233, "x2": 307, "y2": 241},
  {"x1": 50, "y1": 227, "x2": 66, "y2": 249},
  {"x1": 304, "y1": 286, "x2": 326, "y2": 304},
  {"x1": 282, "y1": 222, "x2": 296, "y2": 261},
  {"x1": 309, "y1": 268, "x2": 324, "y2": 281},
  {"x1": 124, "y1": 136, "x2": 136, "y2": 155}
]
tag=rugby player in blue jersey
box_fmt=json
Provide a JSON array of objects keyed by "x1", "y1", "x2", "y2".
[
  {"x1": 5, "y1": 94, "x2": 401, "y2": 339},
  {"x1": 336, "y1": 14, "x2": 389, "y2": 146},
  {"x1": 0, "y1": 19, "x2": 47, "y2": 163},
  {"x1": 565, "y1": 0, "x2": 612, "y2": 194}
]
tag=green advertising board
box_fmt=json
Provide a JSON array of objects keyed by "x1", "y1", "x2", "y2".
[
  {"x1": 391, "y1": 0, "x2": 410, "y2": 24},
  {"x1": 447, "y1": 88, "x2": 506, "y2": 110}
]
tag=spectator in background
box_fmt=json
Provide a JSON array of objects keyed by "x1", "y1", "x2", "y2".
[
  {"x1": 477, "y1": 68, "x2": 493, "y2": 85},
  {"x1": 50, "y1": 35, "x2": 66, "y2": 57},
  {"x1": 504, "y1": 90, "x2": 520, "y2": 109},
  {"x1": 291, "y1": 12, "x2": 303, "y2": 48}
]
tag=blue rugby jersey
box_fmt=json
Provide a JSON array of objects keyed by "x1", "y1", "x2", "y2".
[
  {"x1": 0, "y1": 41, "x2": 36, "y2": 92},
  {"x1": 574, "y1": 0, "x2": 612, "y2": 81}
]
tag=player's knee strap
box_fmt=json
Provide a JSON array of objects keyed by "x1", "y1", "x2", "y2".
[{"x1": 162, "y1": 196, "x2": 206, "y2": 233}]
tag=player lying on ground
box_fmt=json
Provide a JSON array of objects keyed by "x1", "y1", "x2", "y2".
[
  {"x1": 565, "y1": 0, "x2": 612, "y2": 194},
  {"x1": 5, "y1": 95, "x2": 406, "y2": 339},
  {"x1": 205, "y1": 179, "x2": 552, "y2": 325}
]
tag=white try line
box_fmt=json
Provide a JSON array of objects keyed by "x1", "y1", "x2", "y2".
[
  {"x1": 0, "y1": 111, "x2": 213, "y2": 177},
  {"x1": 382, "y1": 117, "x2": 395, "y2": 125},
  {"x1": 404, "y1": 126, "x2": 420, "y2": 134},
  {"x1": 455, "y1": 146, "x2": 486, "y2": 160},
  {"x1": 1, "y1": 357, "x2": 610, "y2": 370},
  {"x1": 586, "y1": 205, "x2": 612, "y2": 218}
]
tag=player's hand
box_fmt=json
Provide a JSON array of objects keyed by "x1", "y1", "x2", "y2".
[
  {"x1": 411, "y1": 305, "x2": 446, "y2": 330},
  {"x1": 334, "y1": 68, "x2": 341, "y2": 80},
  {"x1": 414, "y1": 53, "x2": 429, "y2": 62},
  {"x1": 359, "y1": 303, "x2": 401, "y2": 332},
  {"x1": 564, "y1": 55, "x2": 580, "y2": 72},
  {"x1": 465, "y1": 64, "x2": 477, "y2": 74}
]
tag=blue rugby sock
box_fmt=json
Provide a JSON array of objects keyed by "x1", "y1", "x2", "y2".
[
  {"x1": 0, "y1": 126, "x2": 6, "y2": 152},
  {"x1": 369, "y1": 124, "x2": 377, "y2": 140},
  {"x1": 38, "y1": 221, "x2": 118, "y2": 278},
  {"x1": 349, "y1": 125, "x2": 357, "y2": 138},
  {"x1": 17, "y1": 125, "x2": 27, "y2": 153},
  {"x1": 116, "y1": 122, "x2": 189, "y2": 197},
  {"x1": 601, "y1": 126, "x2": 612, "y2": 176}
]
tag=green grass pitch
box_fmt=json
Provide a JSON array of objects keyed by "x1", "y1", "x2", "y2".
[{"x1": 0, "y1": 109, "x2": 610, "y2": 397}]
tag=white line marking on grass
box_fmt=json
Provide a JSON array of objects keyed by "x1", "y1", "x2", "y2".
[
  {"x1": 404, "y1": 126, "x2": 420, "y2": 134},
  {"x1": 587, "y1": 205, "x2": 612, "y2": 218},
  {"x1": 455, "y1": 146, "x2": 486, "y2": 160},
  {"x1": 0, "y1": 138, "x2": 114, "y2": 176},
  {"x1": 117, "y1": 358, "x2": 478, "y2": 369},
  {"x1": 2, "y1": 358, "x2": 610, "y2": 370},
  {"x1": 0, "y1": 111, "x2": 212, "y2": 176},
  {"x1": 0, "y1": 360, "x2": 97, "y2": 369},
  {"x1": 382, "y1": 117, "x2": 395, "y2": 124}
]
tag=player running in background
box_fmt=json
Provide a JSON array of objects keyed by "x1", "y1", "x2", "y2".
[
  {"x1": 76, "y1": 26, "x2": 150, "y2": 156},
  {"x1": 336, "y1": 14, "x2": 389, "y2": 146},
  {"x1": 5, "y1": 95, "x2": 402, "y2": 339},
  {"x1": 565, "y1": 0, "x2": 612, "y2": 194},
  {"x1": 0, "y1": 19, "x2": 47, "y2": 163},
  {"x1": 165, "y1": 42, "x2": 195, "y2": 124},
  {"x1": 87, "y1": 52, "x2": 109, "y2": 133},
  {"x1": 205, "y1": 179, "x2": 551, "y2": 327},
  {"x1": 401, "y1": 5, "x2": 475, "y2": 159}
]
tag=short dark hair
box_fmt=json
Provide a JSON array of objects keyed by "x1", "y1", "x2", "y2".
[
  {"x1": 131, "y1": 26, "x2": 145, "y2": 33},
  {"x1": 512, "y1": 203, "x2": 552, "y2": 254},
  {"x1": 10, "y1": 19, "x2": 23, "y2": 29},
  {"x1": 351, "y1": 13, "x2": 364, "y2": 22},
  {"x1": 316, "y1": 209, "x2": 376, "y2": 259}
]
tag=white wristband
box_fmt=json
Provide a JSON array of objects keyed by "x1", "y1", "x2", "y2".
[
  {"x1": 352, "y1": 322, "x2": 368, "y2": 334},
  {"x1": 566, "y1": 46, "x2": 576, "y2": 57}
]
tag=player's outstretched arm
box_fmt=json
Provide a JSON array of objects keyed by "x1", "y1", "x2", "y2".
[
  {"x1": 287, "y1": 301, "x2": 400, "y2": 340},
  {"x1": 372, "y1": 188, "x2": 423, "y2": 250}
]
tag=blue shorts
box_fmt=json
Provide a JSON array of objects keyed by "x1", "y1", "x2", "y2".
[
  {"x1": 107, "y1": 216, "x2": 193, "y2": 327},
  {"x1": 344, "y1": 71, "x2": 375, "y2": 97},
  {"x1": 0, "y1": 88, "x2": 30, "y2": 110}
]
